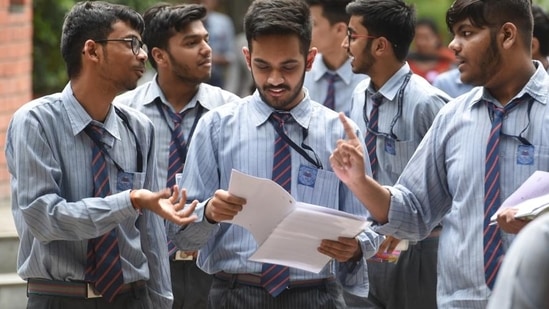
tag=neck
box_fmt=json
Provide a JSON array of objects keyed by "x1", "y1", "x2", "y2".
[
  {"x1": 369, "y1": 61, "x2": 405, "y2": 91},
  {"x1": 485, "y1": 60, "x2": 536, "y2": 105},
  {"x1": 157, "y1": 74, "x2": 201, "y2": 112},
  {"x1": 71, "y1": 76, "x2": 117, "y2": 122},
  {"x1": 321, "y1": 49, "x2": 350, "y2": 71}
]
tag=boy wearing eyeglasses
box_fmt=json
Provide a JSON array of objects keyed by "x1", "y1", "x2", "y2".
[
  {"x1": 6, "y1": 2, "x2": 199, "y2": 308},
  {"x1": 332, "y1": 0, "x2": 549, "y2": 307},
  {"x1": 342, "y1": 0, "x2": 449, "y2": 308}
]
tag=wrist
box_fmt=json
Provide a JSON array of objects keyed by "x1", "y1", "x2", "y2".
[{"x1": 129, "y1": 189, "x2": 142, "y2": 211}]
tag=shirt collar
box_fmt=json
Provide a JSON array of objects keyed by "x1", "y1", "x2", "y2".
[
  {"x1": 250, "y1": 89, "x2": 312, "y2": 129},
  {"x1": 367, "y1": 63, "x2": 412, "y2": 102},
  {"x1": 311, "y1": 53, "x2": 355, "y2": 85},
  {"x1": 62, "y1": 82, "x2": 120, "y2": 145},
  {"x1": 470, "y1": 61, "x2": 549, "y2": 109},
  {"x1": 143, "y1": 74, "x2": 211, "y2": 113}
]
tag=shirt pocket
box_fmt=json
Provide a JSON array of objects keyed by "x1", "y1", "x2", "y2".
[
  {"x1": 296, "y1": 168, "x2": 340, "y2": 209},
  {"x1": 381, "y1": 140, "x2": 418, "y2": 180}
]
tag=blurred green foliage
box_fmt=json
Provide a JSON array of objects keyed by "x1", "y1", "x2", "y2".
[
  {"x1": 31, "y1": 0, "x2": 549, "y2": 96},
  {"x1": 32, "y1": 0, "x2": 176, "y2": 96}
]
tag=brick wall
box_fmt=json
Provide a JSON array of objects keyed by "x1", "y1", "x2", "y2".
[{"x1": 0, "y1": 0, "x2": 33, "y2": 199}]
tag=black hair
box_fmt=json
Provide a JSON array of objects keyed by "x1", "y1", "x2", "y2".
[
  {"x1": 346, "y1": 0, "x2": 416, "y2": 62},
  {"x1": 446, "y1": 0, "x2": 532, "y2": 50},
  {"x1": 61, "y1": 1, "x2": 144, "y2": 78},
  {"x1": 243, "y1": 0, "x2": 312, "y2": 56},
  {"x1": 143, "y1": 3, "x2": 207, "y2": 69},
  {"x1": 305, "y1": 0, "x2": 353, "y2": 25}
]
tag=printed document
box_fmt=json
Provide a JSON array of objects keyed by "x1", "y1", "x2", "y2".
[{"x1": 226, "y1": 169, "x2": 370, "y2": 273}]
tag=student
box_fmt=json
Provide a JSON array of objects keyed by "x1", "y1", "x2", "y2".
[
  {"x1": 342, "y1": 1, "x2": 449, "y2": 308},
  {"x1": 487, "y1": 212, "x2": 549, "y2": 309},
  {"x1": 330, "y1": 0, "x2": 549, "y2": 307},
  {"x1": 169, "y1": 0, "x2": 382, "y2": 307},
  {"x1": 114, "y1": 4, "x2": 240, "y2": 309},
  {"x1": 5, "y1": 2, "x2": 197, "y2": 308},
  {"x1": 304, "y1": 0, "x2": 365, "y2": 115}
]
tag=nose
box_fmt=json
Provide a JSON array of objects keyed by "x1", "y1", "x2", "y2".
[
  {"x1": 448, "y1": 37, "x2": 459, "y2": 54},
  {"x1": 138, "y1": 47, "x2": 148, "y2": 61},
  {"x1": 201, "y1": 40, "x2": 212, "y2": 56},
  {"x1": 267, "y1": 70, "x2": 284, "y2": 86}
]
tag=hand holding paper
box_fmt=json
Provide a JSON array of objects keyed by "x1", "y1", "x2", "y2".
[{"x1": 226, "y1": 169, "x2": 370, "y2": 273}]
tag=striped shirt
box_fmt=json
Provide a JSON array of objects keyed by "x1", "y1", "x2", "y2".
[
  {"x1": 171, "y1": 90, "x2": 382, "y2": 296},
  {"x1": 304, "y1": 53, "x2": 366, "y2": 115},
  {"x1": 5, "y1": 83, "x2": 173, "y2": 308},
  {"x1": 376, "y1": 62, "x2": 549, "y2": 308},
  {"x1": 114, "y1": 74, "x2": 240, "y2": 189},
  {"x1": 350, "y1": 63, "x2": 450, "y2": 186}
]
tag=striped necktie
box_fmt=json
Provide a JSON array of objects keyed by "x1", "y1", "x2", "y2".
[
  {"x1": 483, "y1": 98, "x2": 521, "y2": 289},
  {"x1": 365, "y1": 94, "x2": 383, "y2": 178},
  {"x1": 323, "y1": 73, "x2": 339, "y2": 110},
  {"x1": 84, "y1": 124, "x2": 124, "y2": 303},
  {"x1": 165, "y1": 106, "x2": 187, "y2": 189},
  {"x1": 163, "y1": 105, "x2": 188, "y2": 256},
  {"x1": 261, "y1": 112, "x2": 292, "y2": 297}
]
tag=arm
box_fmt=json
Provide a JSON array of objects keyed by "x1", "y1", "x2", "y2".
[{"x1": 330, "y1": 113, "x2": 392, "y2": 223}]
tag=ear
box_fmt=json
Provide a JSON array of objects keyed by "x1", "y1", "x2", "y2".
[
  {"x1": 82, "y1": 39, "x2": 101, "y2": 62},
  {"x1": 306, "y1": 47, "x2": 318, "y2": 71},
  {"x1": 500, "y1": 22, "x2": 517, "y2": 50},
  {"x1": 532, "y1": 37, "x2": 540, "y2": 55},
  {"x1": 151, "y1": 47, "x2": 166, "y2": 67},
  {"x1": 373, "y1": 37, "x2": 389, "y2": 57},
  {"x1": 335, "y1": 21, "x2": 347, "y2": 36},
  {"x1": 243, "y1": 46, "x2": 252, "y2": 70}
]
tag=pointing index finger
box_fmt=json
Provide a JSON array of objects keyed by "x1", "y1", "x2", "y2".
[{"x1": 339, "y1": 112, "x2": 358, "y2": 141}]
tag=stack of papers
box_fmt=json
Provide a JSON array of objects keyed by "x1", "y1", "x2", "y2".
[{"x1": 227, "y1": 169, "x2": 370, "y2": 273}]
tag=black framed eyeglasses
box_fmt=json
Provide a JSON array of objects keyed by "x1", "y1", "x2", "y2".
[
  {"x1": 95, "y1": 36, "x2": 147, "y2": 55},
  {"x1": 346, "y1": 28, "x2": 378, "y2": 43}
]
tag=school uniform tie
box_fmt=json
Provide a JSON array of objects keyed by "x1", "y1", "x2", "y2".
[
  {"x1": 163, "y1": 105, "x2": 188, "y2": 256},
  {"x1": 261, "y1": 112, "x2": 292, "y2": 297},
  {"x1": 483, "y1": 99, "x2": 521, "y2": 289},
  {"x1": 365, "y1": 95, "x2": 383, "y2": 178},
  {"x1": 84, "y1": 124, "x2": 124, "y2": 303},
  {"x1": 323, "y1": 73, "x2": 339, "y2": 110}
]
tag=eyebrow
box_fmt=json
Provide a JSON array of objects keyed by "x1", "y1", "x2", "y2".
[{"x1": 253, "y1": 58, "x2": 300, "y2": 66}]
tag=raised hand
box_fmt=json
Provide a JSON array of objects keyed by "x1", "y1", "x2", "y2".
[{"x1": 330, "y1": 112, "x2": 367, "y2": 185}]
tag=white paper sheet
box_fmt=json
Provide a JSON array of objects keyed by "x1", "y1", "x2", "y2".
[
  {"x1": 226, "y1": 169, "x2": 370, "y2": 273},
  {"x1": 490, "y1": 170, "x2": 549, "y2": 223}
]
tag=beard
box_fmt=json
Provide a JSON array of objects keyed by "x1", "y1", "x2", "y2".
[{"x1": 252, "y1": 69, "x2": 307, "y2": 111}]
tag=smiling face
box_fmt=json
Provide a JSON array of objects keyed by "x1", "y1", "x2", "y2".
[
  {"x1": 163, "y1": 20, "x2": 212, "y2": 84},
  {"x1": 98, "y1": 21, "x2": 148, "y2": 92},
  {"x1": 343, "y1": 15, "x2": 376, "y2": 75},
  {"x1": 244, "y1": 34, "x2": 315, "y2": 111},
  {"x1": 449, "y1": 19, "x2": 502, "y2": 87}
]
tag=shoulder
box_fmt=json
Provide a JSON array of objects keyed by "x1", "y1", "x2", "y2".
[
  {"x1": 198, "y1": 83, "x2": 241, "y2": 108},
  {"x1": 114, "y1": 81, "x2": 156, "y2": 108}
]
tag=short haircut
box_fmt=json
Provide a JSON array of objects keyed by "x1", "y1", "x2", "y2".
[
  {"x1": 446, "y1": 0, "x2": 533, "y2": 50},
  {"x1": 305, "y1": 0, "x2": 353, "y2": 25},
  {"x1": 346, "y1": 0, "x2": 416, "y2": 62},
  {"x1": 143, "y1": 3, "x2": 207, "y2": 70},
  {"x1": 532, "y1": 4, "x2": 549, "y2": 57},
  {"x1": 243, "y1": 0, "x2": 312, "y2": 56},
  {"x1": 61, "y1": 1, "x2": 144, "y2": 78}
]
